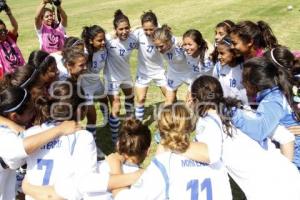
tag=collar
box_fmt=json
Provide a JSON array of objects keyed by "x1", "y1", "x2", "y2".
[{"x1": 256, "y1": 86, "x2": 279, "y2": 102}]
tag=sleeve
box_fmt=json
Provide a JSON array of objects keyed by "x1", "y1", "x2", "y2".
[
  {"x1": 271, "y1": 125, "x2": 295, "y2": 144},
  {"x1": 195, "y1": 120, "x2": 223, "y2": 165},
  {"x1": 232, "y1": 99, "x2": 286, "y2": 142},
  {"x1": 0, "y1": 133, "x2": 27, "y2": 169},
  {"x1": 212, "y1": 62, "x2": 220, "y2": 78},
  {"x1": 54, "y1": 172, "x2": 109, "y2": 199},
  {"x1": 114, "y1": 161, "x2": 166, "y2": 200}
]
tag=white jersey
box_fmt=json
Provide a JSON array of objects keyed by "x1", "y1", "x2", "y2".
[
  {"x1": 163, "y1": 38, "x2": 190, "y2": 78},
  {"x1": 85, "y1": 160, "x2": 139, "y2": 200},
  {"x1": 196, "y1": 113, "x2": 300, "y2": 200},
  {"x1": 104, "y1": 33, "x2": 138, "y2": 82},
  {"x1": 185, "y1": 54, "x2": 213, "y2": 79},
  {"x1": 23, "y1": 121, "x2": 97, "y2": 200},
  {"x1": 212, "y1": 62, "x2": 248, "y2": 104},
  {"x1": 0, "y1": 125, "x2": 27, "y2": 200},
  {"x1": 133, "y1": 28, "x2": 165, "y2": 79},
  {"x1": 50, "y1": 52, "x2": 69, "y2": 81},
  {"x1": 115, "y1": 152, "x2": 232, "y2": 200}
]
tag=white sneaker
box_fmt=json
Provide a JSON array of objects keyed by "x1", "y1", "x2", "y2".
[{"x1": 97, "y1": 147, "x2": 106, "y2": 161}]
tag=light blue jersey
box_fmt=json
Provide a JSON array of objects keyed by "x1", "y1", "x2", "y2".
[{"x1": 232, "y1": 86, "x2": 300, "y2": 168}]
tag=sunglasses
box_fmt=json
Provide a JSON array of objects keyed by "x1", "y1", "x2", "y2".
[{"x1": 0, "y1": 29, "x2": 8, "y2": 36}]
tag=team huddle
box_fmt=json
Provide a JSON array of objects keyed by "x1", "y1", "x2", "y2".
[{"x1": 0, "y1": 0, "x2": 300, "y2": 199}]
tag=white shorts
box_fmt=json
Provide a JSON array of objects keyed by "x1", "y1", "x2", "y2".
[
  {"x1": 166, "y1": 73, "x2": 194, "y2": 91},
  {"x1": 107, "y1": 80, "x2": 134, "y2": 95},
  {"x1": 79, "y1": 75, "x2": 106, "y2": 104},
  {"x1": 135, "y1": 73, "x2": 167, "y2": 88}
]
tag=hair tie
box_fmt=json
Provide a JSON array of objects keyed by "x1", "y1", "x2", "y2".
[
  {"x1": 20, "y1": 69, "x2": 38, "y2": 88},
  {"x1": 3, "y1": 88, "x2": 28, "y2": 113},
  {"x1": 71, "y1": 39, "x2": 83, "y2": 47},
  {"x1": 270, "y1": 48, "x2": 285, "y2": 68},
  {"x1": 223, "y1": 21, "x2": 232, "y2": 29}
]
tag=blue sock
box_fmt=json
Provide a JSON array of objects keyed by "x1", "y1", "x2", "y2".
[
  {"x1": 135, "y1": 105, "x2": 145, "y2": 121},
  {"x1": 109, "y1": 115, "x2": 120, "y2": 143}
]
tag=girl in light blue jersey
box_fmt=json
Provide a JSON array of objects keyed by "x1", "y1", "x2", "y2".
[{"x1": 232, "y1": 56, "x2": 300, "y2": 170}]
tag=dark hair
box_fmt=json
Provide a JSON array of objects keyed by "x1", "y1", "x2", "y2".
[
  {"x1": 231, "y1": 20, "x2": 278, "y2": 50},
  {"x1": 183, "y1": 29, "x2": 208, "y2": 65},
  {"x1": 264, "y1": 46, "x2": 300, "y2": 77},
  {"x1": 28, "y1": 50, "x2": 56, "y2": 76},
  {"x1": 117, "y1": 119, "x2": 151, "y2": 164},
  {"x1": 34, "y1": 81, "x2": 86, "y2": 125},
  {"x1": 140, "y1": 10, "x2": 158, "y2": 27},
  {"x1": 113, "y1": 9, "x2": 130, "y2": 29},
  {"x1": 210, "y1": 20, "x2": 235, "y2": 64},
  {"x1": 153, "y1": 24, "x2": 172, "y2": 44},
  {"x1": 243, "y1": 57, "x2": 299, "y2": 120},
  {"x1": 216, "y1": 20, "x2": 235, "y2": 33},
  {"x1": 217, "y1": 36, "x2": 244, "y2": 65},
  {"x1": 0, "y1": 87, "x2": 31, "y2": 116},
  {"x1": 63, "y1": 36, "x2": 84, "y2": 49},
  {"x1": 0, "y1": 64, "x2": 40, "y2": 92},
  {"x1": 191, "y1": 75, "x2": 242, "y2": 136},
  {"x1": 81, "y1": 25, "x2": 105, "y2": 65}
]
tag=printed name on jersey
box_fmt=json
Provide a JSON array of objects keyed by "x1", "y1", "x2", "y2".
[
  {"x1": 181, "y1": 159, "x2": 209, "y2": 167},
  {"x1": 41, "y1": 139, "x2": 62, "y2": 150}
]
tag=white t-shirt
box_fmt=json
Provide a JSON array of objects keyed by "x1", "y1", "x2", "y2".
[
  {"x1": 212, "y1": 62, "x2": 248, "y2": 104},
  {"x1": 133, "y1": 28, "x2": 165, "y2": 79},
  {"x1": 185, "y1": 53, "x2": 213, "y2": 79},
  {"x1": 23, "y1": 121, "x2": 97, "y2": 200},
  {"x1": 104, "y1": 33, "x2": 138, "y2": 82},
  {"x1": 196, "y1": 113, "x2": 300, "y2": 200},
  {"x1": 115, "y1": 152, "x2": 232, "y2": 200},
  {"x1": 50, "y1": 52, "x2": 69, "y2": 81},
  {"x1": 0, "y1": 125, "x2": 27, "y2": 200}
]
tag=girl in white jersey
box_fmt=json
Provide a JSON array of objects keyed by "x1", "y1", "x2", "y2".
[
  {"x1": 153, "y1": 25, "x2": 191, "y2": 105},
  {"x1": 134, "y1": 11, "x2": 167, "y2": 121},
  {"x1": 23, "y1": 81, "x2": 98, "y2": 200},
  {"x1": 105, "y1": 10, "x2": 138, "y2": 143},
  {"x1": 0, "y1": 86, "x2": 80, "y2": 200},
  {"x1": 51, "y1": 36, "x2": 85, "y2": 80},
  {"x1": 212, "y1": 36, "x2": 248, "y2": 104},
  {"x1": 21, "y1": 120, "x2": 148, "y2": 200},
  {"x1": 182, "y1": 29, "x2": 213, "y2": 80},
  {"x1": 189, "y1": 76, "x2": 300, "y2": 200},
  {"x1": 81, "y1": 25, "x2": 109, "y2": 136},
  {"x1": 111, "y1": 104, "x2": 232, "y2": 200}
]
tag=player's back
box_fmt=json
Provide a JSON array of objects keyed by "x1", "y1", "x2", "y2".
[
  {"x1": 115, "y1": 152, "x2": 232, "y2": 200},
  {"x1": 156, "y1": 152, "x2": 231, "y2": 200},
  {"x1": 23, "y1": 122, "x2": 97, "y2": 200}
]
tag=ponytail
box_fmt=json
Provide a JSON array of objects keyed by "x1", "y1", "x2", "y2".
[
  {"x1": 257, "y1": 20, "x2": 278, "y2": 49},
  {"x1": 113, "y1": 9, "x2": 130, "y2": 29}
]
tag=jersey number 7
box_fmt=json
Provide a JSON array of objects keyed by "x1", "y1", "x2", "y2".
[{"x1": 37, "y1": 159, "x2": 54, "y2": 185}]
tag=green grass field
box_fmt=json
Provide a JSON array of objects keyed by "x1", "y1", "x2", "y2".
[{"x1": 2, "y1": 0, "x2": 300, "y2": 199}]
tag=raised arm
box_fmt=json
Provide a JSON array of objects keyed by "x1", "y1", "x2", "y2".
[
  {"x1": 56, "y1": 3, "x2": 67, "y2": 27},
  {"x1": 4, "y1": 6, "x2": 18, "y2": 36},
  {"x1": 35, "y1": 0, "x2": 49, "y2": 29}
]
